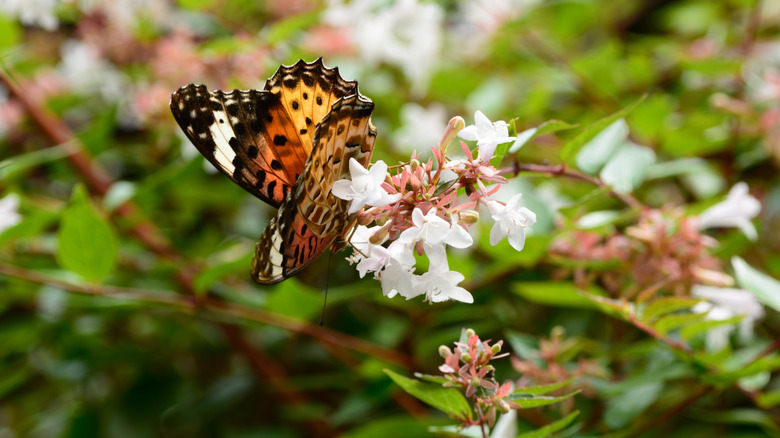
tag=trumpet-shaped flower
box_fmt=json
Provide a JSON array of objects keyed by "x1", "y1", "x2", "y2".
[
  {"x1": 485, "y1": 194, "x2": 536, "y2": 251},
  {"x1": 332, "y1": 158, "x2": 401, "y2": 214},
  {"x1": 458, "y1": 110, "x2": 516, "y2": 162},
  {"x1": 697, "y1": 182, "x2": 761, "y2": 241},
  {"x1": 398, "y1": 208, "x2": 473, "y2": 252},
  {"x1": 412, "y1": 262, "x2": 473, "y2": 303},
  {"x1": 692, "y1": 284, "x2": 764, "y2": 351}
]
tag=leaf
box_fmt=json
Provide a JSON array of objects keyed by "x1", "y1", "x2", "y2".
[
  {"x1": 576, "y1": 210, "x2": 621, "y2": 229},
  {"x1": 507, "y1": 390, "x2": 580, "y2": 409},
  {"x1": 507, "y1": 127, "x2": 537, "y2": 154},
  {"x1": 0, "y1": 145, "x2": 72, "y2": 182},
  {"x1": 599, "y1": 143, "x2": 656, "y2": 194},
  {"x1": 680, "y1": 315, "x2": 744, "y2": 341},
  {"x1": 653, "y1": 312, "x2": 707, "y2": 335},
  {"x1": 513, "y1": 379, "x2": 575, "y2": 396},
  {"x1": 193, "y1": 249, "x2": 253, "y2": 294},
  {"x1": 516, "y1": 410, "x2": 580, "y2": 438},
  {"x1": 56, "y1": 184, "x2": 117, "y2": 281},
  {"x1": 560, "y1": 95, "x2": 646, "y2": 164},
  {"x1": 604, "y1": 381, "x2": 663, "y2": 429},
  {"x1": 264, "y1": 281, "x2": 322, "y2": 321},
  {"x1": 574, "y1": 119, "x2": 629, "y2": 175},
  {"x1": 732, "y1": 257, "x2": 780, "y2": 312},
  {"x1": 641, "y1": 297, "x2": 702, "y2": 322},
  {"x1": 384, "y1": 369, "x2": 472, "y2": 421},
  {"x1": 512, "y1": 282, "x2": 607, "y2": 309}
]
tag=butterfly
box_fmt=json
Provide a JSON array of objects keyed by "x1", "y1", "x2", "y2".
[{"x1": 170, "y1": 59, "x2": 376, "y2": 284}]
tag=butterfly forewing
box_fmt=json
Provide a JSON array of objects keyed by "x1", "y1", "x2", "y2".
[
  {"x1": 171, "y1": 58, "x2": 377, "y2": 284},
  {"x1": 251, "y1": 94, "x2": 376, "y2": 284}
]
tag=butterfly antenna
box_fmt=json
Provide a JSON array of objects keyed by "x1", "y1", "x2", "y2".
[{"x1": 319, "y1": 251, "x2": 334, "y2": 326}]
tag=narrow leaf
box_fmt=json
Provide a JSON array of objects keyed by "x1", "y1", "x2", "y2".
[
  {"x1": 641, "y1": 297, "x2": 702, "y2": 322},
  {"x1": 732, "y1": 257, "x2": 780, "y2": 312},
  {"x1": 384, "y1": 369, "x2": 472, "y2": 420},
  {"x1": 508, "y1": 390, "x2": 580, "y2": 409},
  {"x1": 513, "y1": 379, "x2": 574, "y2": 396},
  {"x1": 599, "y1": 143, "x2": 656, "y2": 193},
  {"x1": 575, "y1": 119, "x2": 629, "y2": 175},
  {"x1": 653, "y1": 312, "x2": 707, "y2": 335},
  {"x1": 56, "y1": 184, "x2": 117, "y2": 281},
  {"x1": 561, "y1": 94, "x2": 646, "y2": 164}
]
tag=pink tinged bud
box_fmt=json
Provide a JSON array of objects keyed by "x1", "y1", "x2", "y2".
[
  {"x1": 692, "y1": 267, "x2": 735, "y2": 287},
  {"x1": 438, "y1": 116, "x2": 466, "y2": 156},
  {"x1": 497, "y1": 400, "x2": 511, "y2": 414},
  {"x1": 460, "y1": 210, "x2": 479, "y2": 224},
  {"x1": 470, "y1": 375, "x2": 481, "y2": 388},
  {"x1": 439, "y1": 345, "x2": 453, "y2": 358}
]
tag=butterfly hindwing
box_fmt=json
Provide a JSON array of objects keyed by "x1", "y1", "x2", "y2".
[{"x1": 251, "y1": 94, "x2": 376, "y2": 284}]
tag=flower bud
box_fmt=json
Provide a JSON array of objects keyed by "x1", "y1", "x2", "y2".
[
  {"x1": 410, "y1": 159, "x2": 421, "y2": 172},
  {"x1": 465, "y1": 328, "x2": 476, "y2": 338},
  {"x1": 491, "y1": 343, "x2": 502, "y2": 355},
  {"x1": 369, "y1": 223, "x2": 390, "y2": 244},
  {"x1": 459, "y1": 210, "x2": 479, "y2": 224},
  {"x1": 357, "y1": 211, "x2": 373, "y2": 226},
  {"x1": 460, "y1": 352, "x2": 472, "y2": 363},
  {"x1": 470, "y1": 375, "x2": 481, "y2": 388},
  {"x1": 438, "y1": 116, "x2": 466, "y2": 156},
  {"x1": 483, "y1": 364, "x2": 495, "y2": 373},
  {"x1": 497, "y1": 400, "x2": 511, "y2": 414},
  {"x1": 439, "y1": 345, "x2": 453, "y2": 358}
]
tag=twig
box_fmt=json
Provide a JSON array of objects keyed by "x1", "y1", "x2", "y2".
[{"x1": 501, "y1": 162, "x2": 643, "y2": 209}]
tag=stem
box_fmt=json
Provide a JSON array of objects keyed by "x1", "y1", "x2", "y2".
[{"x1": 501, "y1": 162, "x2": 643, "y2": 209}]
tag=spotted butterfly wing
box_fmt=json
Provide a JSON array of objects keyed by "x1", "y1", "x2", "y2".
[{"x1": 170, "y1": 59, "x2": 376, "y2": 284}]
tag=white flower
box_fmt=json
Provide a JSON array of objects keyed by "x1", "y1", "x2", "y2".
[
  {"x1": 412, "y1": 262, "x2": 473, "y2": 303},
  {"x1": 332, "y1": 159, "x2": 400, "y2": 214},
  {"x1": 0, "y1": 194, "x2": 22, "y2": 233},
  {"x1": 323, "y1": 0, "x2": 443, "y2": 95},
  {"x1": 486, "y1": 194, "x2": 536, "y2": 251},
  {"x1": 697, "y1": 182, "x2": 761, "y2": 241},
  {"x1": 397, "y1": 208, "x2": 473, "y2": 252},
  {"x1": 692, "y1": 285, "x2": 764, "y2": 351},
  {"x1": 379, "y1": 257, "x2": 416, "y2": 299},
  {"x1": 458, "y1": 111, "x2": 516, "y2": 162},
  {"x1": 0, "y1": 0, "x2": 59, "y2": 31}
]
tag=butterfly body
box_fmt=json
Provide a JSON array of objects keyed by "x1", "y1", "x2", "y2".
[{"x1": 170, "y1": 59, "x2": 376, "y2": 284}]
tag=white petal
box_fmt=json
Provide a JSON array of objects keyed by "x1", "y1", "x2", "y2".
[
  {"x1": 446, "y1": 224, "x2": 473, "y2": 248},
  {"x1": 448, "y1": 286, "x2": 474, "y2": 303},
  {"x1": 457, "y1": 125, "x2": 479, "y2": 141},
  {"x1": 489, "y1": 223, "x2": 506, "y2": 246},
  {"x1": 348, "y1": 157, "x2": 369, "y2": 178},
  {"x1": 474, "y1": 110, "x2": 491, "y2": 129},
  {"x1": 507, "y1": 229, "x2": 527, "y2": 251},
  {"x1": 331, "y1": 179, "x2": 355, "y2": 200}
]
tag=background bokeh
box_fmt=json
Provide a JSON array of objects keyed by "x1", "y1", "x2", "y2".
[{"x1": 1, "y1": 0, "x2": 780, "y2": 437}]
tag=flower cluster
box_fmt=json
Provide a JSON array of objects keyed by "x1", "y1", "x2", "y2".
[
  {"x1": 333, "y1": 111, "x2": 536, "y2": 303},
  {"x1": 438, "y1": 328, "x2": 513, "y2": 429}
]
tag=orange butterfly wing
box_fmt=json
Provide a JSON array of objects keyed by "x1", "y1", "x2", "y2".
[{"x1": 171, "y1": 59, "x2": 376, "y2": 284}]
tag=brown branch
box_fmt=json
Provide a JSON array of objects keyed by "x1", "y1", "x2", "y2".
[
  {"x1": 501, "y1": 162, "x2": 643, "y2": 209},
  {"x1": 0, "y1": 261, "x2": 414, "y2": 368}
]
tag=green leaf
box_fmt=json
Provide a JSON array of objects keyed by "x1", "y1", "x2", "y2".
[
  {"x1": 56, "y1": 185, "x2": 117, "y2": 281},
  {"x1": 264, "y1": 281, "x2": 322, "y2": 321},
  {"x1": 0, "y1": 145, "x2": 72, "y2": 181},
  {"x1": 560, "y1": 95, "x2": 646, "y2": 164},
  {"x1": 507, "y1": 127, "x2": 537, "y2": 154},
  {"x1": 512, "y1": 282, "x2": 607, "y2": 309},
  {"x1": 384, "y1": 369, "x2": 472, "y2": 421},
  {"x1": 514, "y1": 379, "x2": 574, "y2": 396},
  {"x1": 536, "y1": 119, "x2": 579, "y2": 137},
  {"x1": 604, "y1": 381, "x2": 663, "y2": 429},
  {"x1": 757, "y1": 390, "x2": 780, "y2": 409},
  {"x1": 732, "y1": 257, "x2": 780, "y2": 312},
  {"x1": 653, "y1": 311, "x2": 707, "y2": 335},
  {"x1": 516, "y1": 410, "x2": 580, "y2": 438},
  {"x1": 507, "y1": 390, "x2": 580, "y2": 409},
  {"x1": 490, "y1": 139, "x2": 514, "y2": 167},
  {"x1": 641, "y1": 297, "x2": 701, "y2": 322},
  {"x1": 680, "y1": 315, "x2": 744, "y2": 341},
  {"x1": 599, "y1": 143, "x2": 656, "y2": 194},
  {"x1": 574, "y1": 118, "x2": 628, "y2": 175}
]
